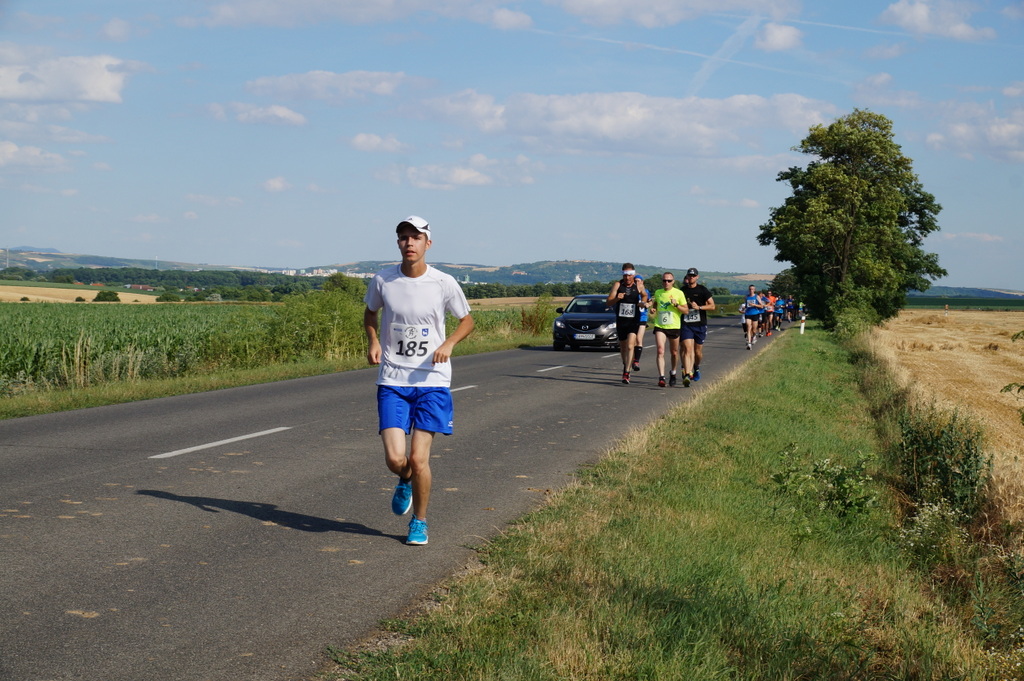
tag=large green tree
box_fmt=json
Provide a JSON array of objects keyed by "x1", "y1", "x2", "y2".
[{"x1": 757, "y1": 109, "x2": 946, "y2": 330}]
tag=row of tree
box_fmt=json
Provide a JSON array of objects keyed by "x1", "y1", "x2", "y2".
[{"x1": 44, "y1": 266, "x2": 327, "y2": 292}]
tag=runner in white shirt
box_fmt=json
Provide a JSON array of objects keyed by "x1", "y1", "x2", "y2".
[{"x1": 364, "y1": 216, "x2": 474, "y2": 545}]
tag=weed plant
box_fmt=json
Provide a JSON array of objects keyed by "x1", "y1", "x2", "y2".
[
  {"x1": 849, "y1": 332, "x2": 1024, "y2": 676},
  {"x1": 895, "y1": 406, "x2": 989, "y2": 520},
  {"x1": 330, "y1": 326, "x2": 988, "y2": 680}
]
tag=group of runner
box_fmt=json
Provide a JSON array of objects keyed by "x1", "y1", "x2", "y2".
[
  {"x1": 741, "y1": 286, "x2": 801, "y2": 350},
  {"x1": 607, "y1": 264, "x2": 716, "y2": 387}
]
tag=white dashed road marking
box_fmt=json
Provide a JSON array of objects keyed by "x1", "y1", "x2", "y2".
[{"x1": 150, "y1": 427, "x2": 293, "y2": 459}]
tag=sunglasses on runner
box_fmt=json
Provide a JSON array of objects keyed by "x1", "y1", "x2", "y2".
[{"x1": 662, "y1": 278, "x2": 673, "y2": 282}]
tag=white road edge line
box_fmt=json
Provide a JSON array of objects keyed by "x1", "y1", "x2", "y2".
[
  {"x1": 451, "y1": 385, "x2": 477, "y2": 392},
  {"x1": 537, "y1": 366, "x2": 565, "y2": 372},
  {"x1": 149, "y1": 427, "x2": 293, "y2": 459}
]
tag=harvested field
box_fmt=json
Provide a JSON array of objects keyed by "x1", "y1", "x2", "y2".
[
  {"x1": 0, "y1": 285, "x2": 159, "y2": 304},
  {"x1": 872, "y1": 309, "x2": 1024, "y2": 522}
]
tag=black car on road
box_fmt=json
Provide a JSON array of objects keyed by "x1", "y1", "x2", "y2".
[{"x1": 552, "y1": 294, "x2": 618, "y2": 350}]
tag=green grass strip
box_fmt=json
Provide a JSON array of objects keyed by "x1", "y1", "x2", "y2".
[{"x1": 330, "y1": 326, "x2": 987, "y2": 680}]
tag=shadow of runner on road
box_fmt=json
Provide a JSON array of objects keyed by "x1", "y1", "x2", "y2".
[{"x1": 136, "y1": 489, "x2": 404, "y2": 540}]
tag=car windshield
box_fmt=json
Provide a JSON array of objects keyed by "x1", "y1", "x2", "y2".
[{"x1": 566, "y1": 299, "x2": 610, "y2": 314}]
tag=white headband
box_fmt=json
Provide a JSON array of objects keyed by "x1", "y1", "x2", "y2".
[{"x1": 622, "y1": 269, "x2": 636, "y2": 276}]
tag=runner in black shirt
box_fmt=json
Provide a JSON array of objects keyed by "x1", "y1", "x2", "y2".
[
  {"x1": 679, "y1": 267, "x2": 715, "y2": 385},
  {"x1": 606, "y1": 263, "x2": 647, "y2": 385}
]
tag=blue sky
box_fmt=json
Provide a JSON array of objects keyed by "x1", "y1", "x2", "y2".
[{"x1": 1, "y1": 1, "x2": 1022, "y2": 289}]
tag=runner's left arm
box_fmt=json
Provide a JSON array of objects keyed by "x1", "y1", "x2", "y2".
[{"x1": 433, "y1": 313, "x2": 474, "y2": 365}]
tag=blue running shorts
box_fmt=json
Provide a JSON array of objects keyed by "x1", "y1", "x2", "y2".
[
  {"x1": 680, "y1": 324, "x2": 707, "y2": 344},
  {"x1": 377, "y1": 385, "x2": 454, "y2": 435}
]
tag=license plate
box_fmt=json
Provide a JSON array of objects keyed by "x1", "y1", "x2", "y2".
[{"x1": 574, "y1": 333, "x2": 596, "y2": 340}]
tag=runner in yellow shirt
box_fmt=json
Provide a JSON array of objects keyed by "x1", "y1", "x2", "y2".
[{"x1": 650, "y1": 272, "x2": 689, "y2": 387}]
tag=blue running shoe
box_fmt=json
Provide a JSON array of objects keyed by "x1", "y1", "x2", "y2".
[
  {"x1": 692, "y1": 368, "x2": 701, "y2": 382},
  {"x1": 391, "y1": 478, "x2": 412, "y2": 516},
  {"x1": 406, "y1": 518, "x2": 428, "y2": 545}
]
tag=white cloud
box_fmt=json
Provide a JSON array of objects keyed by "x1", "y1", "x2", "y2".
[
  {"x1": 246, "y1": 70, "x2": 418, "y2": 103},
  {"x1": 0, "y1": 109, "x2": 110, "y2": 144},
  {"x1": 853, "y1": 72, "x2": 923, "y2": 109},
  {"x1": 941, "y1": 232, "x2": 1005, "y2": 242},
  {"x1": 208, "y1": 102, "x2": 305, "y2": 125},
  {"x1": 238, "y1": 103, "x2": 306, "y2": 125},
  {"x1": 754, "y1": 23, "x2": 803, "y2": 51},
  {"x1": 179, "y1": 0, "x2": 533, "y2": 29},
  {"x1": 0, "y1": 54, "x2": 143, "y2": 103},
  {"x1": 1001, "y1": 2, "x2": 1024, "y2": 20},
  {"x1": 864, "y1": 42, "x2": 908, "y2": 59},
  {"x1": 926, "y1": 101, "x2": 1024, "y2": 162},
  {"x1": 1004, "y1": 82, "x2": 1024, "y2": 97},
  {"x1": 350, "y1": 132, "x2": 408, "y2": 152},
  {"x1": 491, "y1": 8, "x2": 532, "y2": 29},
  {"x1": 131, "y1": 214, "x2": 167, "y2": 223},
  {"x1": 17, "y1": 183, "x2": 77, "y2": 196},
  {"x1": 423, "y1": 89, "x2": 836, "y2": 156},
  {"x1": 386, "y1": 153, "x2": 539, "y2": 190},
  {"x1": 423, "y1": 89, "x2": 506, "y2": 133},
  {"x1": 100, "y1": 18, "x2": 132, "y2": 42},
  {"x1": 262, "y1": 176, "x2": 291, "y2": 192},
  {"x1": 0, "y1": 139, "x2": 66, "y2": 170},
  {"x1": 552, "y1": 0, "x2": 798, "y2": 28},
  {"x1": 880, "y1": 0, "x2": 996, "y2": 41}
]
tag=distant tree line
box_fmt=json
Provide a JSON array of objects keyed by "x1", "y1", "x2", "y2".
[
  {"x1": 462, "y1": 281, "x2": 609, "y2": 298},
  {"x1": 462, "y1": 281, "x2": 732, "y2": 299},
  {"x1": 48, "y1": 266, "x2": 326, "y2": 292},
  {"x1": 2, "y1": 265, "x2": 736, "y2": 304}
]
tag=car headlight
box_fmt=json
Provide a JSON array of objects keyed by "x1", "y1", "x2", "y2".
[{"x1": 554, "y1": 320, "x2": 565, "y2": 329}]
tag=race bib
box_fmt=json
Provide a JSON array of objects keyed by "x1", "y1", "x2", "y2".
[
  {"x1": 390, "y1": 324, "x2": 436, "y2": 363},
  {"x1": 618, "y1": 302, "x2": 636, "y2": 318},
  {"x1": 658, "y1": 310, "x2": 674, "y2": 327},
  {"x1": 683, "y1": 309, "x2": 701, "y2": 323}
]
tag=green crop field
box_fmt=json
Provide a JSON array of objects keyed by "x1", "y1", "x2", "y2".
[
  {"x1": 0, "y1": 303, "x2": 270, "y2": 389},
  {"x1": 0, "y1": 295, "x2": 545, "y2": 398},
  {"x1": 0, "y1": 290, "x2": 379, "y2": 392}
]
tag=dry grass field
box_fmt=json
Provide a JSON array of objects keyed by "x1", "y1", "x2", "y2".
[
  {"x1": 872, "y1": 309, "x2": 1024, "y2": 523},
  {"x1": 0, "y1": 285, "x2": 159, "y2": 304}
]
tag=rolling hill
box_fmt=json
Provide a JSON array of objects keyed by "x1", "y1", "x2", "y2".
[{"x1": 3, "y1": 248, "x2": 1020, "y2": 297}]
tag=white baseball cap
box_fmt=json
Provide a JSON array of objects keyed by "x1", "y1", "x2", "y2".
[{"x1": 396, "y1": 215, "x2": 430, "y2": 239}]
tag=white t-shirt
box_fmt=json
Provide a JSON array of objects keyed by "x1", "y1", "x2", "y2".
[{"x1": 364, "y1": 264, "x2": 472, "y2": 387}]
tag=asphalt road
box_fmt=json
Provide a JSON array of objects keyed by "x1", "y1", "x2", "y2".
[{"x1": 0, "y1": 316, "x2": 786, "y2": 681}]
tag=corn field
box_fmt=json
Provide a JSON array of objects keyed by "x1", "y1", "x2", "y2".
[{"x1": 0, "y1": 292, "x2": 367, "y2": 393}]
